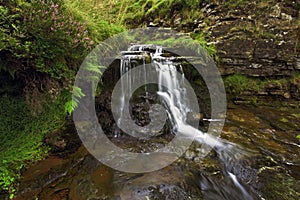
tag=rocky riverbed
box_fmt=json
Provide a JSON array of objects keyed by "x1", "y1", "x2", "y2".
[{"x1": 13, "y1": 102, "x2": 300, "y2": 200}]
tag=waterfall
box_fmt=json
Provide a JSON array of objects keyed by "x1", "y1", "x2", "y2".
[
  {"x1": 118, "y1": 50, "x2": 145, "y2": 136},
  {"x1": 118, "y1": 44, "x2": 253, "y2": 199},
  {"x1": 228, "y1": 172, "x2": 253, "y2": 200}
]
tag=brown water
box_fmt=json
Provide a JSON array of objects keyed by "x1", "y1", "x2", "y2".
[{"x1": 14, "y1": 104, "x2": 300, "y2": 200}]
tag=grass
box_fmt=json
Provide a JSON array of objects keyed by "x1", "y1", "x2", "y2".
[
  {"x1": 224, "y1": 74, "x2": 258, "y2": 96},
  {"x1": 0, "y1": 96, "x2": 66, "y2": 198},
  {"x1": 63, "y1": 0, "x2": 125, "y2": 43},
  {"x1": 192, "y1": 33, "x2": 217, "y2": 60},
  {"x1": 109, "y1": 0, "x2": 201, "y2": 26},
  {"x1": 224, "y1": 73, "x2": 300, "y2": 99}
]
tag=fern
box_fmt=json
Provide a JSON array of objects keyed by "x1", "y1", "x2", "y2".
[{"x1": 64, "y1": 86, "x2": 85, "y2": 115}]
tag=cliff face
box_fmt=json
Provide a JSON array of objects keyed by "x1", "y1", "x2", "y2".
[
  {"x1": 196, "y1": 0, "x2": 300, "y2": 101},
  {"x1": 201, "y1": 0, "x2": 300, "y2": 77},
  {"x1": 159, "y1": 0, "x2": 300, "y2": 100}
]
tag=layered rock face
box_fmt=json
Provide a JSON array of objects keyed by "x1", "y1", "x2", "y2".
[
  {"x1": 176, "y1": 0, "x2": 300, "y2": 100},
  {"x1": 201, "y1": 1, "x2": 300, "y2": 77}
]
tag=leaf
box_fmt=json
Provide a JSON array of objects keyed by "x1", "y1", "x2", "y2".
[
  {"x1": 64, "y1": 100, "x2": 76, "y2": 115},
  {"x1": 73, "y1": 86, "x2": 85, "y2": 98},
  {"x1": 11, "y1": 24, "x2": 18, "y2": 31},
  {"x1": 296, "y1": 135, "x2": 300, "y2": 139}
]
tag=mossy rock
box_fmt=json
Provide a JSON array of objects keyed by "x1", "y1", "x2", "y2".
[{"x1": 257, "y1": 166, "x2": 300, "y2": 200}]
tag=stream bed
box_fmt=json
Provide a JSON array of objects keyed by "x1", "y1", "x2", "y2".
[{"x1": 14, "y1": 103, "x2": 300, "y2": 200}]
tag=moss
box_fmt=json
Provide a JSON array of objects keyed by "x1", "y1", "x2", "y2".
[
  {"x1": 261, "y1": 31, "x2": 276, "y2": 39},
  {"x1": 224, "y1": 74, "x2": 260, "y2": 97},
  {"x1": 280, "y1": 117, "x2": 289, "y2": 123},
  {"x1": 224, "y1": 73, "x2": 300, "y2": 100},
  {"x1": 256, "y1": 0, "x2": 273, "y2": 9},
  {"x1": 291, "y1": 73, "x2": 300, "y2": 84},
  {"x1": 258, "y1": 167, "x2": 300, "y2": 199},
  {"x1": 0, "y1": 96, "x2": 66, "y2": 198},
  {"x1": 292, "y1": 113, "x2": 300, "y2": 118}
]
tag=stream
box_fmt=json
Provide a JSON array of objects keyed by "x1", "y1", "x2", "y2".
[{"x1": 13, "y1": 45, "x2": 300, "y2": 200}]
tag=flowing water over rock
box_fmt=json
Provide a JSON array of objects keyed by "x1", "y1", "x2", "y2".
[
  {"x1": 14, "y1": 105, "x2": 300, "y2": 200},
  {"x1": 13, "y1": 45, "x2": 300, "y2": 200}
]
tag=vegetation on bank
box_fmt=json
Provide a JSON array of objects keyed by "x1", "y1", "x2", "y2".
[
  {"x1": 0, "y1": 96, "x2": 66, "y2": 198},
  {"x1": 224, "y1": 73, "x2": 300, "y2": 103},
  {"x1": 0, "y1": 0, "x2": 122, "y2": 197}
]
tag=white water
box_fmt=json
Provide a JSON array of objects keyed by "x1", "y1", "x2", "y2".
[
  {"x1": 118, "y1": 52, "x2": 145, "y2": 136},
  {"x1": 229, "y1": 172, "x2": 253, "y2": 200},
  {"x1": 153, "y1": 47, "x2": 253, "y2": 200},
  {"x1": 119, "y1": 45, "x2": 253, "y2": 199}
]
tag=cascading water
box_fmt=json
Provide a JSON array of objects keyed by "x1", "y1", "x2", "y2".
[{"x1": 118, "y1": 44, "x2": 255, "y2": 199}]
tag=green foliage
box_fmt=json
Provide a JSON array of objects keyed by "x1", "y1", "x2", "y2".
[
  {"x1": 142, "y1": 34, "x2": 216, "y2": 60},
  {"x1": 110, "y1": 0, "x2": 200, "y2": 26},
  {"x1": 0, "y1": 96, "x2": 66, "y2": 198},
  {"x1": 0, "y1": 0, "x2": 93, "y2": 81},
  {"x1": 1, "y1": 0, "x2": 212, "y2": 90},
  {"x1": 224, "y1": 74, "x2": 279, "y2": 98},
  {"x1": 191, "y1": 33, "x2": 217, "y2": 60},
  {"x1": 297, "y1": 135, "x2": 300, "y2": 139},
  {"x1": 224, "y1": 73, "x2": 300, "y2": 100},
  {"x1": 64, "y1": 86, "x2": 85, "y2": 115},
  {"x1": 224, "y1": 74, "x2": 256, "y2": 97},
  {"x1": 102, "y1": 0, "x2": 216, "y2": 58},
  {"x1": 23, "y1": 0, "x2": 96, "y2": 79},
  {"x1": 63, "y1": 0, "x2": 125, "y2": 43}
]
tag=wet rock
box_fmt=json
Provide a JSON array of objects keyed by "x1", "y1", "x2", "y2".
[
  {"x1": 95, "y1": 90, "x2": 115, "y2": 137},
  {"x1": 15, "y1": 156, "x2": 66, "y2": 199},
  {"x1": 290, "y1": 79, "x2": 300, "y2": 100},
  {"x1": 45, "y1": 120, "x2": 81, "y2": 157},
  {"x1": 43, "y1": 188, "x2": 69, "y2": 200},
  {"x1": 112, "y1": 165, "x2": 202, "y2": 200},
  {"x1": 15, "y1": 146, "x2": 114, "y2": 200},
  {"x1": 45, "y1": 131, "x2": 67, "y2": 151},
  {"x1": 255, "y1": 166, "x2": 300, "y2": 199}
]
